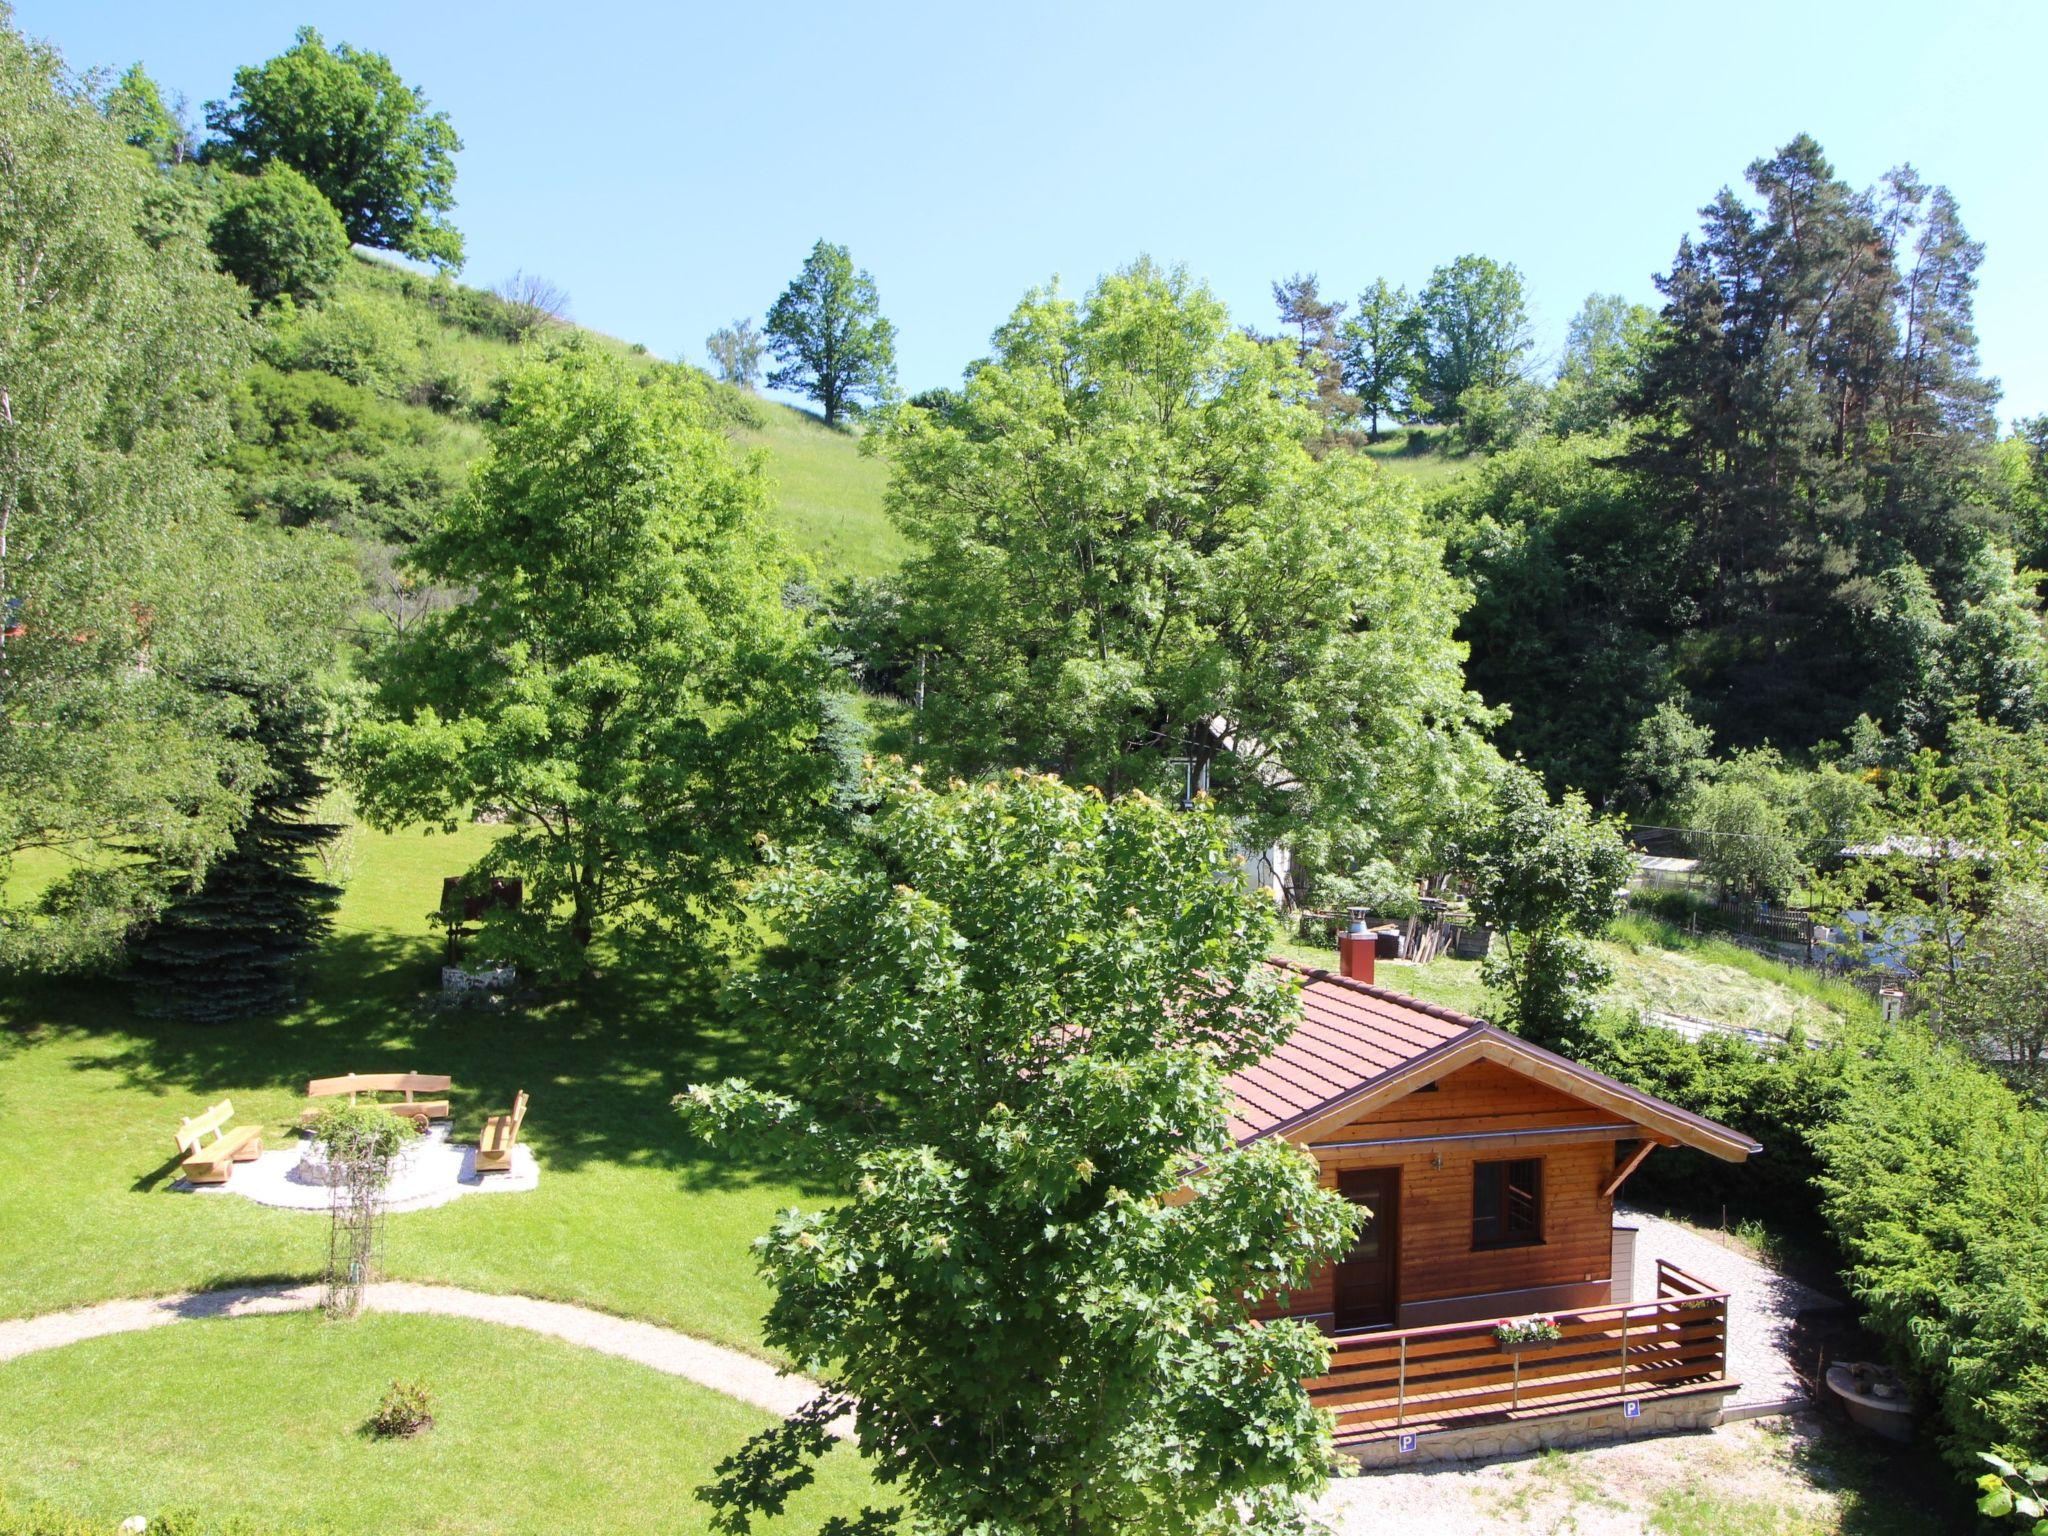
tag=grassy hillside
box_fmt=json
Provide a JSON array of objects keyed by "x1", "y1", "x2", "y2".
[
  {"x1": 1277, "y1": 911, "x2": 1877, "y2": 1039},
  {"x1": 734, "y1": 404, "x2": 901, "y2": 578},
  {"x1": 237, "y1": 254, "x2": 899, "y2": 580},
  {"x1": 1359, "y1": 424, "x2": 1479, "y2": 488}
]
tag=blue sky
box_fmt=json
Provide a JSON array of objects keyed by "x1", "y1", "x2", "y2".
[{"x1": 29, "y1": 0, "x2": 2048, "y2": 422}]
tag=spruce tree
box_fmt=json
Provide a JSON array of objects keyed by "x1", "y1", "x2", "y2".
[{"x1": 129, "y1": 677, "x2": 342, "y2": 1021}]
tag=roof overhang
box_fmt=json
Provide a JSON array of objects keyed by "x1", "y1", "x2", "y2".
[{"x1": 1254, "y1": 1023, "x2": 1761, "y2": 1163}]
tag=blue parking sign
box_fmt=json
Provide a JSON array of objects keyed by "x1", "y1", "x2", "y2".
[
  {"x1": 1398, "y1": 1432, "x2": 1418, "y2": 1454},
  {"x1": 1623, "y1": 1399, "x2": 1641, "y2": 1420}
]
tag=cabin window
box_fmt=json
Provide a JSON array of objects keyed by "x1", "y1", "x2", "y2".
[{"x1": 1472, "y1": 1157, "x2": 1543, "y2": 1249}]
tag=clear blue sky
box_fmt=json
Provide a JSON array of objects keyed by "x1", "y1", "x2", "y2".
[{"x1": 28, "y1": 0, "x2": 2048, "y2": 422}]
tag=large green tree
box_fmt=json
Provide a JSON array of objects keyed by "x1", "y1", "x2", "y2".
[
  {"x1": 345, "y1": 346, "x2": 832, "y2": 971},
  {"x1": 96, "y1": 62, "x2": 189, "y2": 167},
  {"x1": 885, "y1": 259, "x2": 1495, "y2": 873},
  {"x1": 1339, "y1": 278, "x2": 1414, "y2": 437},
  {"x1": 765, "y1": 240, "x2": 896, "y2": 426},
  {"x1": 0, "y1": 23, "x2": 337, "y2": 970},
  {"x1": 1548, "y1": 293, "x2": 1657, "y2": 438},
  {"x1": 1409, "y1": 254, "x2": 1531, "y2": 422},
  {"x1": 680, "y1": 768, "x2": 1358, "y2": 1536},
  {"x1": 205, "y1": 27, "x2": 463, "y2": 269}
]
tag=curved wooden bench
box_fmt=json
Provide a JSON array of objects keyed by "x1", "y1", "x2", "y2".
[
  {"x1": 476, "y1": 1090, "x2": 528, "y2": 1174},
  {"x1": 300, "y1": 1072, "x2": 452, "y2": 1131},
  {"x1": 175, "y1": 1100, "x2": 263, "y2": 1185}
]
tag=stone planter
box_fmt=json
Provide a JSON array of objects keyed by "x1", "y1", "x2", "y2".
[{"x1": 1825, "y1": 1361, "x2": 1915, "y2": 1443}]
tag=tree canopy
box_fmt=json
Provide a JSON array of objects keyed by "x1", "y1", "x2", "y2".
[
  {"x1": 209, "y1": 162, "x2": 350, "y2": 310},
  {"x1": 680, "y1": 768, "x2": 1358, "y2": 1536},
  {"x1": 0, "y1": 26, "x2": 343, "y2": 970},
  {"x1": 206, "y1": 27, "x2": 463, "y2": 269},
  {"x1": 764, "y1": 240, "x2": 896, "y2": 426},
  {"x1": 344, "y1": 346, "x2": 831, "y2": 971},
  {"x1": 1409, "y1": 254, "x2": 1531, "y2": 422},
  {"x1": 884, "y1": 258, "x2": 1495, "y2": 875}
]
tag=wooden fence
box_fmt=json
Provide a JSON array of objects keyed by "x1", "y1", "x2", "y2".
[{"x1": 1306, "y1": 1260, "x2": 1730, "y2": 1437}]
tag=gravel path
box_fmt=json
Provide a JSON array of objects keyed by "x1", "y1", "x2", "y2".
[
  {"x1": 1621, "y1": 1204, "x2": 1837, "y2": 1409},
  {"x1": 0, "y1": 1282, "x2": 847, "y2": 1437}
]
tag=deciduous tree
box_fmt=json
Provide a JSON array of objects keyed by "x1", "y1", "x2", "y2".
[
  {"x1": 0, "y1": 24, "x2": 337, "y2": 969},
  {"x1": 1454, "y1": 765, "x2": 1632, "y2": 1046},
  {"x1": 679, "y1": 768, "x2": 1358, "y2": 1536},
  {"x1": 1339, "y1": 278, "x2": 1414, "y2": 437},
  {"x1": 885, "y1": 259, "x2": 1495, "y2": 870},
  {"x1": 1410, "y1": 255, "x2": 1531, "y2": 422},
  {"x1": 206, "y1": 27, "x2": 463, "y2": 269},
  {"x1": 705, "y1": 318, "x2": 765, "y2": 389},
  {"x1": 344, "y1": 347, "x2": 831, "y2": 972},
  {"x1": 764, "y1": 240, "x2": 896, "y2": 426}
]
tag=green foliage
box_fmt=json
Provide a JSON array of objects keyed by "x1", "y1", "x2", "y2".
[
  {"x1": 1454, "y1": 764, "x2": 1632, "y2": 1042},
  {"x1": 0, "y1": 24, "x2": 335, "y2": 971},
  {"x1": 1814, "y1": 1027, "x2": 2048, "y2": 1472},
  {"x1": 679, "y1": 769, "x2": 1358, "y2": 1536},
  {"x1": 308, "y1": 1099, "x2": 417, "y2": 1169},
  {"x1": 1410, "y1": 254, "x2": 1532, "y2": 422},
  {"x1": 707, "y1": 317, "x2": 765, "y2": 389},
  {"x1": 1617, "y1": 698, "x2": 1714, "y2": 813},
  {"x1": 1456, "y1": 378, "x2": 1546, "y2": 450},
  {"x1": 1338, "y1": 278, "x2": 1415, "y2": 436},
  {"x1": 1978, "y1": 1453, "x2": 2048, "y2": 1531},
  {"x1": 345, "y1": 346, "x2": 832, "y2": 970},
  {"x1": 365, "y1": 1378, "x2": 436, "y2": 1438},
  {"x1": 209, "y1": 163, "x2": 349, "y2": 310},
  {"x1": 226, "y1": 362, "x2": 469, "y2": 544},
  {"x1": 1435, "y1": 432, "x2": 1681, "y2": 795},
  {"x1": 1684, "y1": 779, "x2": 1806, "y2": 903},
  {"x1": 128, "y1": 677, "x2": 343, "y2": 1021},
  {"x1": 885, "y1": 257, "x2": 1496, "y2": 872},
  {"x1": 95, "y1": 61, "x2": 190, "y2": 167},
  {"x1": 764, "y1": 241, "x2": 896, "y2": 426},
  {"x1": 206, "y1": 27, "x2": 463, "y2": 268},
  {"x1": 264, "y1": 288, "x2": 432, "y2": 396},
  {"x1": 1934, "y1": 883, "x2": 2048, "y2": 1099},
  {"x1": 1548, "y1": 293, "x2": 1657, "y2": 438}
]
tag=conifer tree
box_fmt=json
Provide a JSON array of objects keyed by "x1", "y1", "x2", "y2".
[{"x1": 129, "y1": 677, "x2": 342, "y2": 1022}]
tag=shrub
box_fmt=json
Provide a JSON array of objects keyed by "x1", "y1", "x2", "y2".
[
  {"x1": 209, "y1": 163, "x2": 349, "y2": 310},
  {"x1": 365, "y1": 1378, "x2": 435, "y2": 1438},
  {"x1": 1814, "y1": 1029, "x2": 2048, "y2": 1471},
  {"x1": 265, "y1": 292, "x2": 426, "y2": 396}
]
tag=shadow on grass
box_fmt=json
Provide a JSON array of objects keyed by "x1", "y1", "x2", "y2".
[{"x1": 7, "y1": 924, "x2": 835, "y2": 1201}]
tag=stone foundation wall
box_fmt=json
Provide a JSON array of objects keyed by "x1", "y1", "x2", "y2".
[{"x1": 1339, "y1": 1385, "x2": 1736, "y2": 1469}]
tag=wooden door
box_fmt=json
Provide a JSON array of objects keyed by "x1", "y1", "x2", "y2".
[{"x1": 1333, "y1": 1167, "x2": 1400, "y2": 1331}]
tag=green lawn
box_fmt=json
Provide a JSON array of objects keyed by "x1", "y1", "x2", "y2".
[
  {"x1": 739, "y1": 403, "x2": 903, "y2": 579},
  {"x1": 1359, "y1": 424, "x2": 1478, "y2": 488},
  {"x1": 0, "y1": 823, "x2": 817, "y2": 1353},
  {"x1": 0, "y1": 1312, "x2": 873, "y2": 1536}
]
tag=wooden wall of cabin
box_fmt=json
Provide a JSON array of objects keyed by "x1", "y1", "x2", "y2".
[{"x1": 1251, "y1": 1059, "x2": 1639, "y2": 1330}]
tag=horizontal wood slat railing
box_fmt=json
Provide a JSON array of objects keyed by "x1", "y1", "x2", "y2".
[{"x1": 1306, "y1": 1261, "x2": 1731, "y2": 1435}]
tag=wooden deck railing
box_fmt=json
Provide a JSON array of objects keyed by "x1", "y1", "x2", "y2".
[{"x1": 1306, "y1": 1260, "x2": 1730, "y2": 1437}]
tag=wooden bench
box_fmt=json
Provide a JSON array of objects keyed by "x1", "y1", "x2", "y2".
[
  {"x1": 300, "y1": 1072, "x2": 453, "y2": 1131},
  {"x1": 476, "y1": 1090, "x2": 528, "y2": 1174},
  {"x1": 175, "y1": 1100, "x2": 264, "y2": 1185}
]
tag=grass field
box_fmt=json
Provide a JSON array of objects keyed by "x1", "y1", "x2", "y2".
[
  {"x1": 0, "y1": 823, "x2": 816, "y2": 1349},
  {"x1": 1359, "y1": 425, "x2": 1478, "y2": 488},
  {"x1": 0, "y1": 1313, "x2": 873, "y2": 1535}
]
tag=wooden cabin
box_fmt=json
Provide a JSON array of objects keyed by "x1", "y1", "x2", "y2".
[{"x1": 1226, "y1": 953, "x2": 1761, "y2": 1458}]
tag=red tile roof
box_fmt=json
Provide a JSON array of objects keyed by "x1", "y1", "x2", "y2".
[
  {"x1": 1224, "y1": 961, "x2": 1482, "y2": 1143},
  {"x1": 1224, "y1": 959, "x2": 1763, "y2": 1161}
]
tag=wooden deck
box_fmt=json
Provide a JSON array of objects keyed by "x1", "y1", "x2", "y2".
[{"x1": 1308, "y1": 1259, "x2": 1732, "y2": 1443}]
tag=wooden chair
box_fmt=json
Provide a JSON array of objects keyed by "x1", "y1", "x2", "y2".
[
  {"x1": 476, "y1": 1090, "x2": 528, "y2": 1174},
  {"x1": 175, "y1": 1100, "x2": 263, "y2": 1185},
  {"x1": 299, "y1": 1072, "x2": 453, "y2": 1131}
]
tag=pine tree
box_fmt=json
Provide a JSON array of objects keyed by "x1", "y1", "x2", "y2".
[
  {"x1": 1271, "y1": 272, "x2": 1353, "y2": 420},
  {"x1": 129, "y1": 678, "x2": 342, "y2": 1022}
]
